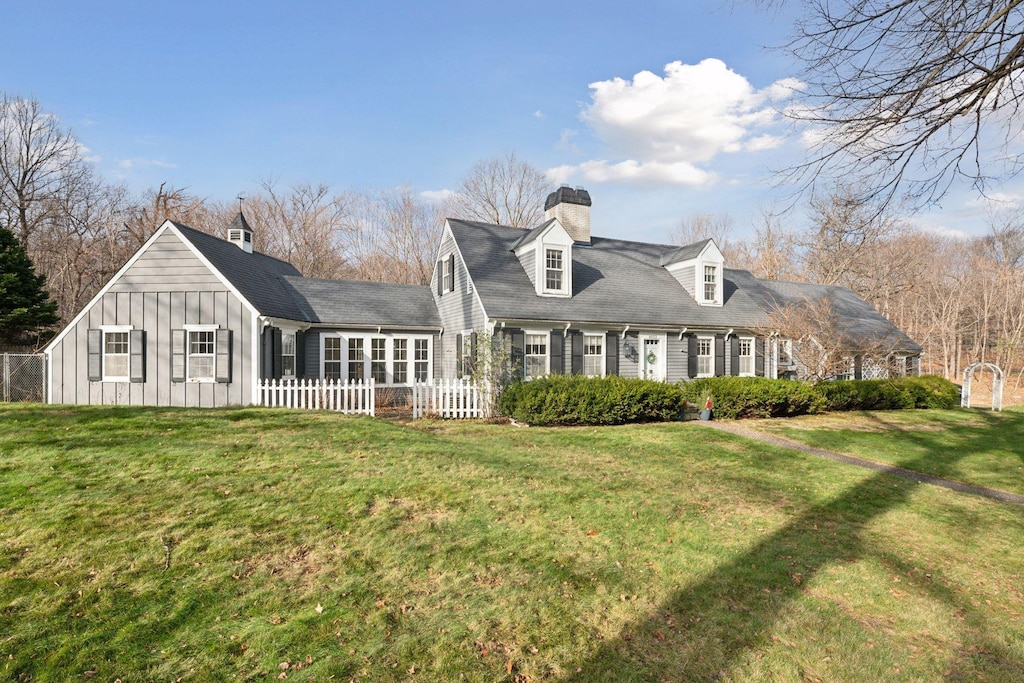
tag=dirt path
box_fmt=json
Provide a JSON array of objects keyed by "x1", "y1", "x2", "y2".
[{"x1": 701, "y1": 420, "x2": 1024, "y2": 506}]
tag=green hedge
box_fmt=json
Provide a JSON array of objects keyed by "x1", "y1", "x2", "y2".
[
  {"x1": 498, "y1": 375, "x2": 687, "y2": 426},
  {"x1": 817, "y1": 375, "x2": 960, "y2": 411},
  {"x1": 679, "y1": 376, "x2": 826, "y2": 419},
  {"x1": 498, "y1": 375, "x2": 960, "y2": 426}
]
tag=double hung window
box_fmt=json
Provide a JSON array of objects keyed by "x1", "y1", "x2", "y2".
[
  {"x1": 188, "y1": 330, "x2": 216, "y2": 381},
  {"x1": 393, "y1": 339, "x2": 408, "y2": 384},
  {"x1": 545, "y1": 249, "x2": 564, "y2": 292},
  {"x1": 697, "y1": 337, "x2": 713, "y2": 377},
  {"x1": 103, "y1": 332, "x2": 130, "y2": 381},
  {"x1": 583, "y1": 334, "x2": 603, "y2": 376},
  {"x1": 703, "y1": 265, "x2": 717, "y2": 302},
  {"x1": 348, "y1": 339, "x2": 365, "y2": 381},
  {"x1": 737, "y1": 338, "x2": 754, "y2": 376},
  {"x1": 324, "y1": 338, "x2": 343, "y2": 380},
  {"x1": 525, "y1": 333, "x2": 548, "y2": 379}
]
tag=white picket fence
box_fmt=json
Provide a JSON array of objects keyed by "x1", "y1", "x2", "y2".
[
  {"x1": 258, "y1": 378, "x2": 375, "y2": 415},
  {"x1": 412, "y1": 378, "x2": 490, "y2": 419}
]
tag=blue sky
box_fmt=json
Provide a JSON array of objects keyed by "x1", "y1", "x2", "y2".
[{"x1": 3, "y1": 0, "x2": 1009, "y2": 243}]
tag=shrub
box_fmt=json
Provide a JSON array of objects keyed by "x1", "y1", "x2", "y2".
[
  {"x1": 498, "y1": 375, "x2": 687, "y2": 426},
  {"x1": 679, "y1": 376, "x2": 826, "y2": 419},
  {"x1": 817, "y1": 375, "x2": 960, "y2": 411}
]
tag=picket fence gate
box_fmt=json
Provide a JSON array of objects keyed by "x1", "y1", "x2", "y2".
[
  {"x1": 258, "y1": 378, "x2": 375, "y2": 415},
  {"x1": 412, "y1": 378, "x2": 490, "y2": 419}
]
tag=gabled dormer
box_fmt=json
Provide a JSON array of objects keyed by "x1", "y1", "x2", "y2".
[
  {"x1": 510, "y1": 218, "x2": 574, "y2": 298},
  {"x1": 659, "y1": 238, "x2": 725, "y2": 306}
]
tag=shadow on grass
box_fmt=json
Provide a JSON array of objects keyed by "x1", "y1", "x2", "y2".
[{"x1": 561, "y1": 411, "x2": 1024, "y2": 682}]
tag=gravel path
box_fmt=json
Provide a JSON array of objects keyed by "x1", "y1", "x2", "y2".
[{"x1": 701, "y1": 420, "x2": 1024, "y2": 506}]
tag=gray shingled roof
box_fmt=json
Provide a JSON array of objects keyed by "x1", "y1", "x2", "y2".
[
  {"x1": 173, "y1": 222, "x2": 305, "y2": 320},
  {"x1": 658, "y1": 238, "x2": 712, "y2": 266},
  {"x1": 280, "y1": 276, "x2": 441, "y2": 328},
  {"x1": 450, "y1": 219, "x2": 920, "y2": 350}
]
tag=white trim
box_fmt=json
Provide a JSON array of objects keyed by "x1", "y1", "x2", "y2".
[
  {"x1": 183, "y1": 323, "x2": 221, "y2": 331},
  {"x1": 696, "y1": 335, "x2": 715, "y2": 378},
  {"x1": 581, "y1": 331, "x2": 606, "y2": 377},
  {"x1": 100, "y1": 326, "x2": 135, "y2": 382},
  {"x1": 318, "y1": 331, "x2": 434, "y2": 386},
  {"x1": 523, "y1": 329, "x2": 550, "y2": 380},
  {"x1": 638, "y1": 333, "x2": 667, "y2": 381},
  {"x1": 736, "y1": 336, "x2": 755, "y2": 377}
]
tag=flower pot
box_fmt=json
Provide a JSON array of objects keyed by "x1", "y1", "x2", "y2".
[{"x1": 699, "y1": 409, "x2": 713, "y2": 421}]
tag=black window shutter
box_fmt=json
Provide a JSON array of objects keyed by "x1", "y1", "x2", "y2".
[
  {"x1": 171, "y1": 330, "x2": 186, "y2": 382},
  {"x1": 605, "y1": 332, "x2": 619, "y2": 376},
  {"x1": 549, "y1": 331, "x2": 564, "y2": 375},
  {"x1": 570, "y1": 331, "x2": 583, "y2": 374},
  {"x1": 87, "y1": 329, "x2": 102, "y2": 381},
  {"x1": 436, "y1": 261, "x2": 443, "y2": 295},
  {"x1": 273, "y1": 327, "x2": 283, "y2": 380},
  {"x1": 456, "y1": 333, "x2": 463, "y2": 375},
  {"x1": 730, "y1": 337, "x2": 740, "y2": 376},
  {"x1": 470, "y1": 331, "x2": 478, "y2": 372},
  {"x1": 854, "y1": 355, "x2": 863, "y2": 380},
  {"x1": 216, "y1": 330, "x2": 233, "y2": 383},
  {"x1": 687, "y1": 335, "x2": 698, "y2": 379},
  {"x1": 715, "y1": 334, "x2": 725, "y2": 377},
  {"x1": 295, "y1": 330, "x2": 305, "y2": 379},
  {"x1": 448, "y1": 253, "x2": 456, "y2": 292},
  {"x1": 130, "y1": 330, "x2": 146, "y2": 383},
  {"x1": 755, "y1": 337, "x2": 765, "y2": 377},
  {"x1": 509, "y1": 329, "x2": 525, "y2": 380}
]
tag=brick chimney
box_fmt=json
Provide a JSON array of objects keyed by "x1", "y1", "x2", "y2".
[{"x1": 544, "y1": 186, "x2": 591, "y2": 244}]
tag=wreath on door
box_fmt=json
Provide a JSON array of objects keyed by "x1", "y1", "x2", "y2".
[{"x1": 646, "y1": 350, "x2": 657, "y2": 366}]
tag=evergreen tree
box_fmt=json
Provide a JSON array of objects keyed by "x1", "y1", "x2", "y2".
[{"x1": 0, "y1": 223, "x2": 59, "y2": 345}]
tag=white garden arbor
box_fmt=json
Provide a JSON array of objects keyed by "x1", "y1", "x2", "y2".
[{"x1": 961, "y1": 362, "x2": 1004, "y2": 411}]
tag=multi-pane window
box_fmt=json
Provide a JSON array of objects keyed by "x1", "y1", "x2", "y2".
[
  {"x1": 324, "y1": 337, "x2": 342, "y2": 380},
  {"x1": 370, "y1": 338, "x2": 387, "y2": 383},
  {"x1": 282, "y1": 333, "x2": 296, "y2": 377},
  {"x1": 697, "y1": 337, "x2": 713, "y2": 377},
  {"x1": 703, "y1": 265, "x2": 717, "y2": 301},
  {"x1": 393, "y1": 339, "x2": 408, "y2": 384},
  {"x1": 583, "y1": 334, "x2": 603, "y2": 376},
  {"x1": 525, "y1": 333, "x2": 548, "y2": 379},
  {"x1": 348, "y1": 338, "x2": 365, "y2": 381},
  {"x1": 778, "y1": 339, "x2": 792, "y2": 365},
  {"x1": 442, "y1": 257, "x2": 452, "y2": 292},
  {"x1": 103, "y1": 331, "x2": 129, "y2": 380},
  {"x1": 188, "y1": 330, "x2": 216, "y2": 380},
  {"x1": 414, "y1": 339, "x2": 429, "y2": 382},
  {"x1": 545, "y1": 249, "x2": 564, "y2": 291},
  {"x1": 738, "y1": 338, "x2": 754, "y2": 376},
  {"x1": 324, "y1": 335, "x2": 431, "y2": 384}
]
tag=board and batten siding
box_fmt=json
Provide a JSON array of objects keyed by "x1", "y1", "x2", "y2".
[
  {"x1": 433, "y1": 229, "x2": 487, "y2": 379},
  {"x1": 48, "y1": 231, "x2": 254, "y2": 407}
]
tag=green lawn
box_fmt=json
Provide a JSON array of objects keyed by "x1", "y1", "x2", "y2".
[
  {"x1": 748, "y1": 408, "x2": 1024, "y2": 495},
  {"x1": 1, "y1": 404, "x2": 1022, "y2": 682}
]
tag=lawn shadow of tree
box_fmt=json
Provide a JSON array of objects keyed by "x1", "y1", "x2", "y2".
[{"x1": 561, "y1": 411, "x2": 1024, "y2": 682}]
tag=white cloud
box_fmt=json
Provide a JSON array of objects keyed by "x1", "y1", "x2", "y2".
[
  {"x1": 420, "y1": 188, "x2": 454, "y2": 203},
  {"x1": 551, "y1": 58, "x2": 801, "y2": 187},
  {"x1": 118, "y1": 158, "x2": 177, "y2": 170},
  {"x1": 548, "y1": 159, "x2": 715, "y2": 187},
  {"x1": 965, "y1": 191, "x2": 1022, "y2": 208},
  {"x1": 918, "y1": 223, "x2": 971, "y2": 240},
  {"x1": 533, "y1": 110, "x2": 545, "y2": 119}
]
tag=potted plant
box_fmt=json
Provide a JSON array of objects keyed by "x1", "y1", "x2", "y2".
[{"x1": 699, "y1": 395, "x2": 714, "y2": 421}]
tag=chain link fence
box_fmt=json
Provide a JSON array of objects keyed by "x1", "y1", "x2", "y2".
[{"x1": 2, "y1": 353, "x2": 45, "y2": 402}]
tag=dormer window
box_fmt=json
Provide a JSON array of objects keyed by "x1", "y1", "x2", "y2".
[
  {"x1": 704, "y1": 265, "x2": 717, "y2": 302},
  {"x1": 545, "y1": 248, "x2": 564, "y2": 292},
  {"x1": 510, "y1": 219, "x2": 573, "y2": 298}
]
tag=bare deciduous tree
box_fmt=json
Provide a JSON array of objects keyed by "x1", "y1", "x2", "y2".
[
  {"x1": 445, "y1": 152, "x2": 552, "y2": 227},
  {"x1": 0, "y1": 93, "x2": 86, "y2": 248},
  {"x1": 777, "y1": 0, "x2": 1024, "y2": 209}
]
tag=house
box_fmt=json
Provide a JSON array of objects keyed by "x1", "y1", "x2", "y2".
[
  {"x1": 44, "y1": 187, "x2": 920, "y2": 406},
  {"x1": 45, "y1": 215, "x2": 441, "y2": 406},
  {"x1": 430, "y1": 187, "x2": 921, "y2": 385}
]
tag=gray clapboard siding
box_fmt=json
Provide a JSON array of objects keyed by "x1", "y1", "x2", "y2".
[
  {"x1": 667, "y1": 335, "x2": 687, "y2": 382},
  {"x1": 433, "y1": 229, "x2": 487, "y2": 379}
]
